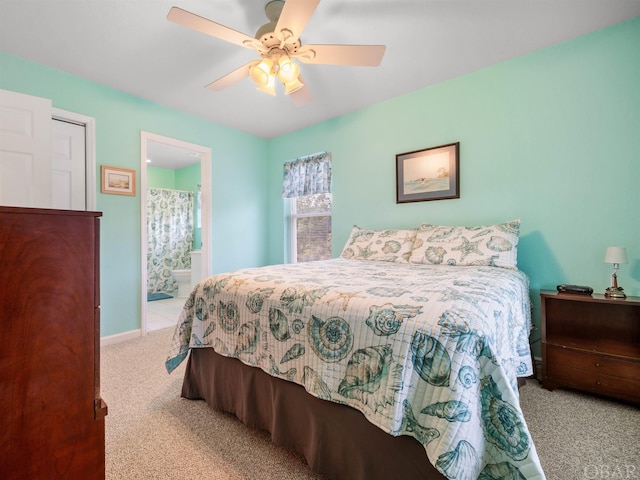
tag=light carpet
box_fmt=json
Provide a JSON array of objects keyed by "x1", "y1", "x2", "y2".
[{"x1": 102, "y1": 327, "x2": 639, "y2": 480}]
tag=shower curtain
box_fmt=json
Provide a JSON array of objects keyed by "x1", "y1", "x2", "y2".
[{"x1": 147, "y1": 188, "x2": 194, "y2": 294}]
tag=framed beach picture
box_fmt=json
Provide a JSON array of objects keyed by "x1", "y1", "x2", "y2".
[
  {"x1": 101, "y1": 166, "x2": 136, "y2": 196},
  {"x1": 396, "y1": 142, "x2": 459, "y2": 203}
]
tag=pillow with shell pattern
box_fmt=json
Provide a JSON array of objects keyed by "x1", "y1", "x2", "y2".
[
  {"x1": 341, "y1": 226, "x2": 417, "y2": 263},
  {"x1": 408, "y1": 219, "x2": 520, "y2": 269}
]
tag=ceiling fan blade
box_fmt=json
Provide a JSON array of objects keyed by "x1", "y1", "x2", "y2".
[
  {"x1": 275, "y1": 0, "x2": 320, "y2": 44},
  {"x1": 205, "y1": 61, "x2": 257, "y2": 91},
  {"x1": 290, "y1": 79, "x2": 312, "y2": 106},
  {"x1": 296, "y1": 44, "x2": 386, "y2": 66},
  {"x1": 167, "y1": 7, "x2": 259, "y2": 49}
]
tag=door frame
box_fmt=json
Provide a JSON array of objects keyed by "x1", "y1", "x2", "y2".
[
  {"x1": 52, "y1": 108, "x2": 97, "y2": 210},
  {"x1": 140, "y1": 131, "x2": 212, "y2": 335}
]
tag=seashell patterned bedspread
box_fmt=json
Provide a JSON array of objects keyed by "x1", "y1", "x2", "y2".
[{"x1": 166, "y1": 258, "x2": 545, "y2": 479}]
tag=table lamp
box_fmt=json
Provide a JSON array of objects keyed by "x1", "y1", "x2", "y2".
[{"x1": 604, "y1": 246, "x2": 628, "y2": 298}]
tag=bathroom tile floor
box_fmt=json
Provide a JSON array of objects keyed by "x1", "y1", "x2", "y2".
[{"x1": 146, "y1": 295, "x2": 186, "y2": 332}]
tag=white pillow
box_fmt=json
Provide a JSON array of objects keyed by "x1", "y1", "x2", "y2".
[
  {"x1": 341, "y1": 226, "x2": 417, "y2": 263},
  {"x1": 408, "y1": 219, "x2": 520, "y2": 269}
]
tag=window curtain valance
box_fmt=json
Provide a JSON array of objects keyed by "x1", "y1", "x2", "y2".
[{"x1": 282, "y1": 152, "x2": 332, "y2": 198}]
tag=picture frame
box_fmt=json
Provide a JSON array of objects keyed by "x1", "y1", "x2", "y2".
[
  {"x1": 396, "y1": 142, "x2": 459, "y2": 203},
  {"x1": 101, "y1": 165, "x2": 136, "y2": 196}
]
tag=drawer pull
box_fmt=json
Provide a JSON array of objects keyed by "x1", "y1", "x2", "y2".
[{"x1": 595, "y1": 362, "x2": 600, "y2": 367}]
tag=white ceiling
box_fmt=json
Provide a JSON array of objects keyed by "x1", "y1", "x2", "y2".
[
  {"x1": 146, "y1": 140, "x2": 202, "y2": 170},
  {"x1": 1, "y1": 1, "x2": 639, "y2": 140}
]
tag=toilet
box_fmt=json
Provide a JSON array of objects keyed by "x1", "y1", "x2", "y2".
[
  {"x1": 190, "y1": 250, "x2": 202, "y2": 289},
  {"x1": 172, "y1": 250, "x2": 202, "y2": 298},
  {"x1": 172, "y1": 269, "x2": 192, "y2": 298}
]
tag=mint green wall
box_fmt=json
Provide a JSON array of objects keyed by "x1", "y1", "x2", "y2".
[
  {"x1": 267, "y1": 17, "x2": 640, "y2": 357},
  {"x1": 0, "y1": 52, "x2": 269, "y2": 337},
  {"x1": 147, "y1": 165, "x2": 175, "y2": 189},
  {"x1": 1, "y1": 17, "x2": 638, "y2": 347}
]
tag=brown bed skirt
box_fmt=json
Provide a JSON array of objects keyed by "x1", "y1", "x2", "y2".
[{"x1": 182, "y1": 347, "x2": 445, "y2": 480}]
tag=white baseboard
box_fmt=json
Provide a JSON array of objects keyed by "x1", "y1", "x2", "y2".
[{"x1": 100, "y1": 329, "x2": 142, "y2": 347}]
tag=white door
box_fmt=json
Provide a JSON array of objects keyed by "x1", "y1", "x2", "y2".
[
  {"x1": 52, "y1": 119, "x2": 86, "y2": 210},
  {"x1": 0, "y1": 89, "x2": 52, "y2": 208}
]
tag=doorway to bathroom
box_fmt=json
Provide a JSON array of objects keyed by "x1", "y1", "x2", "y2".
[{"x1": 140, "y1": 131, "x2": 212, "y2": 334}]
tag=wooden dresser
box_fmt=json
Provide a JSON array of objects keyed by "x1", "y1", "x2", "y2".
[
  {"x1": 541, "y1": 290, "x2": 640, "y2": 405},
  {"x1": 0, "y1": 207, "x2": 107, "y2": 479}
]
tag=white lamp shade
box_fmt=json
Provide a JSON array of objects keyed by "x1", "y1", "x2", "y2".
[
  {"x1": 283, "y1": 77, "x2": 304, "y2": 95},
  {"x1": 250, "y1": 58, "x2": 276, "y2": 95},
  {"x1": 250, "y1": 59, "x2": 270, "y2": 85},
  {"x1": 604, "y1": 246, "x2": 628, "y2": 264},
  {"x1": 256, "y1": 78, "x2": 276, "y2": 95},
  {"x1": 277, "y1": 56, "x2": 300, "y2": 83}
]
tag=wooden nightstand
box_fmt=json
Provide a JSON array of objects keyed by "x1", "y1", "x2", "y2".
[{"x1": 541, "y1": 290, "x2": 640, "y2": 405}]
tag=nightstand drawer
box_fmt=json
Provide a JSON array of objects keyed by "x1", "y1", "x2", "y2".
[
  {"x1": 546, "y1": 345, "x2": 640, "y2": 381},
  {"x1": 545, "y1": 363, "x2": 640, "y2": 402},
  {"x1": 545, "y1": 346, "x2": 640, "y2": 403}
]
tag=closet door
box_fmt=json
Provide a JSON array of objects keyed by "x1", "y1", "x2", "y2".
[
  {"x1": 52, "y1": 118, "x2": 87, "y2": 210},
  {"x1": 0, "y1": 89, "x2": 52, "y2": 208}
]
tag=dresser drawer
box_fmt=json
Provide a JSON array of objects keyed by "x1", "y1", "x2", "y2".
[{"x1": 546, "y1": 345, "x2": 640, "y2": 381}]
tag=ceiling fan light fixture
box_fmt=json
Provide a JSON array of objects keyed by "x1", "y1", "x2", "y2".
[
  {"x1": 277, "y1": 55, "x2": 303, "y2": 95},
  {"x1": 257, "y1": 81, "x2": 276, "y2": 95},
  {"x1": 250, "y1": 58, "x2": 273, "y2": 84},
  {"x1": 250, "y1": 58, "x2": 276, "y2": 95},
  {"x1": 277, "y1": 55, "x2": 300, "y2": 84},
  {"x1": 282, "y1": 76, "x2": 304, "y2": 95},
  {"x1": 169, "y1": 0, "x2": 386, "y2": 103},
  {"x1": 256, "y1": 73, "x2": 276, "y2": 95}
]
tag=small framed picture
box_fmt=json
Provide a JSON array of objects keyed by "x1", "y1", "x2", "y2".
[
  {"x1": 101, "y1": 166, "x2": 136, "y2": 196},
  {"x1": 396, "y1": 142, "x2": 459, "y2": 203}
]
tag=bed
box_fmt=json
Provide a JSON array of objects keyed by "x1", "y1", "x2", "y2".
[{"x1": 166, "y1": 221, "x2": 546, "y2": 479}]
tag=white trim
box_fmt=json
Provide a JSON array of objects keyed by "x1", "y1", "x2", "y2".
[
  {"x1": 288, "y1": 198, "x2": 297, "y2": 263},
  {"x1": 140, "y1": 131, "x2": 212, "y2": 335},
  {"x1": 100, "y1": 329, "x2": 142, "y2": 347},
  {"x1": 52, "y1": 107, "x2": 97, "y2": 211}
]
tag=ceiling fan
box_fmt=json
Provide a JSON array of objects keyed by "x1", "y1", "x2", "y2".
[{"x1": 167, "y1": 0, "x2": 386, "y2": 105}]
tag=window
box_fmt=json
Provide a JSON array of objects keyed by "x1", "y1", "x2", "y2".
[
  {"x1": 282, "y1": 151, "x2": 331, "y2": 263},
  {"x1": 289, "y1": 192, "x2": 332, "y2": 263}
]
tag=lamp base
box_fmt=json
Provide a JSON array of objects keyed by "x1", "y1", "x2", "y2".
[{"x1": 605, "y1": 287, "x2": 626, "y2": 298}]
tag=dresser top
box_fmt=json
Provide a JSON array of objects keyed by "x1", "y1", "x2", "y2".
[{"x1": 0, "y1": 206, "x2": 102, "y2": 217}]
